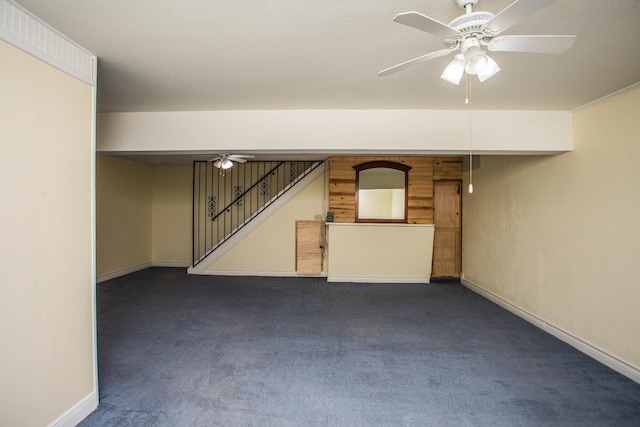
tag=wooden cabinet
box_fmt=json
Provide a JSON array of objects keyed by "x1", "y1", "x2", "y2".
[{"x1": 296, "y1": 220, "x2": 324, "y2": 275}]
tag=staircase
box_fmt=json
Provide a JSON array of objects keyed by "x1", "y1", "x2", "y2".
[{"x1": 190, "y1": 160, "x2": 324, "y2": 271}]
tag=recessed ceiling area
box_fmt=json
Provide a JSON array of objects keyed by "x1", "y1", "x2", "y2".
[{"x1": 15, "y1": 0, "x2": 640, "y2": 113}]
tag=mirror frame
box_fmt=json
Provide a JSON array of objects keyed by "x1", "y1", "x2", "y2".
[{"x1": 354, "y1": 161, "x2": 412, "y2": 223}]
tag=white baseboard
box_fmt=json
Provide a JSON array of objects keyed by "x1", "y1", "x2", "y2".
[
  {"x1": 96, "y1": 262, "x2": 152, "y2": 283},
  {"x1": 195, "y1": 269, "x2": 328, "y2": 278},
  {"x1": 152, "y1": 261, "x2": 191, "y2": 268},
  {"x1": 47, "y1": 391, "x2": 98, "y2": 427},
  {"x1": 327, "y1": 276, "x2": 430, "y2": 284},
  {"x1": 96, "y1": 262, "x2": 192, "y2": 283},
  {"x1": 462, "y1": 278, "x2": 640, "y2": 385}
]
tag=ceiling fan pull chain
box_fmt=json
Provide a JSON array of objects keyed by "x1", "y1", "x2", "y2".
[{"x1": 467, "y1": 74, "x2": 474, "y2": 194}]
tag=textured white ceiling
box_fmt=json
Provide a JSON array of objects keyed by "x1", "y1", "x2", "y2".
[{"x1": 15, "y1": 0, "x2": 640, "y2": 113}]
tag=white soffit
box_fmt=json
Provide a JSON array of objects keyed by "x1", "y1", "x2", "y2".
[{"x1": 96, "y1": 109, "x2": 572, "y2": 155}]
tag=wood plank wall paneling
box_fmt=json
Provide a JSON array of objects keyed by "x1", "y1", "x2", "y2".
[
  {"x1": 328, "y1": 156, "x2": 462, "y2": 224},
  {"x1": 433, "y1": 157, "x2": 464, "y2": 181}
]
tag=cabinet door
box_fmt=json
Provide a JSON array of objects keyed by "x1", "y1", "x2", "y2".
[{"x1": 296, "y1": 220, "x2": 324, "y2": 275}]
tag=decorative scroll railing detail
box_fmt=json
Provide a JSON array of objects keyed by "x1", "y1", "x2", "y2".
[{"x1": 192, "y1": 160, "x2": 323, "y2": 267}]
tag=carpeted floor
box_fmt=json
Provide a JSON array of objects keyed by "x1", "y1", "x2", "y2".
[{"x1": 80, "y1": 268, "x2": 640, "y2": 426}]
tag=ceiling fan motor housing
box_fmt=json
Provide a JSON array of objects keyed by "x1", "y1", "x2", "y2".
[
  {"x1": 445, "y1": 11, "x2": 495, "y2": 49},
  {"x1": 448, "y1": 11, "x2": 495, "y2": 34}
]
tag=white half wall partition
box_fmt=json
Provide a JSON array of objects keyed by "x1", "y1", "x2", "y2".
[
  {"x1": 327, "y1": 223, "x2": 434, "y2": 283},
  {"x1": 97, "y1": 109, "x2": 572, "y2": 155}
]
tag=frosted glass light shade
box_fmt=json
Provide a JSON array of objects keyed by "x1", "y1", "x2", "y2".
[
  {"x1": 477, "y1": 56, "x2": 501, "y2": 82},
  {"x1": 440, "y1": 54, "x2": 465, "y2": 85},
  {"x1": 214, "y1": 159, "x2": 234, "y2": 169},
  {"x1": 464, "y1": 46, "x2": 488, "y2": 75}
]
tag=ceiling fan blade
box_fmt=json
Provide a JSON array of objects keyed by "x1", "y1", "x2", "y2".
[
  {"x1": 207, "y1": 156, "x2": 222, "y2": 162},
  {"x1": 378, "y1": 48, "x2": 456, "y2": 77},
  {"x1": 229, "y1": 154, "x2": 255, "y2": 159},
  {"x1": 393, "y1": 12, "x2": 461, "y2": 38},
  {"x1": 488, "y1": 35, "x2": 576, "y2": 54},
  {"x1": 485, "y1": 0, "x2": 559, "y2": 35},
  {"x1": 229, "y1": 157, "x2": 248, "y2": 163}
]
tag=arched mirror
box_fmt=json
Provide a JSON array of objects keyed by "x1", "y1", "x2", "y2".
[{"x1": 354, "y1": 161, "x2": 411, "y2": 223}]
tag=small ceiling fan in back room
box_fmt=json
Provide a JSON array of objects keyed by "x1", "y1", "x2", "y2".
[
  {"x1": 378, "y1": 0, "x2": 576, "y2": 84},
  {"x1": 207, "y1": 154, "x2": 255, "y2": 169}
]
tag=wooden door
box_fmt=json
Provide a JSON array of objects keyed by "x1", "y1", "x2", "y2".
[
  {"x1": 432, "y1": 181, "x2": 461, "y2": 278},
  {"x1": 296, "y1": 220, "x2": 324, "y2": 275}
]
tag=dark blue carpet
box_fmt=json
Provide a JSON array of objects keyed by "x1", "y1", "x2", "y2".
[{"x1": 80, "y1": 268, "x2": 640, "y2": 426}]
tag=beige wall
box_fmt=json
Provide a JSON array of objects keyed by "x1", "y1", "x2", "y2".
[
  {"x1": 152, "y1": 166, "x2": 192, "y2": 264},
  {"x1": 96, "y1": 161, "x2": 192, "y2": 276},
  {"x1": 0, "y1": 40, "x2": 96, "y2": 425},
  {"x1": 462, "y1": 87, "x2": 640, "y2": 369},
  {"x1": 96, "y1": 155, "x2": 152, "y2": 278},
  {"x1": 207, "y1": 173, "x2": 326, "y2": 274}
]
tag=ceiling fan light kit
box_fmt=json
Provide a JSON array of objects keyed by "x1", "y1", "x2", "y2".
[
  {"x1": 208, "y1": 154, "x2": 255, "y2": 170},
  {"x1": 214, "y1": 158, "x2": 234, "y2": 169},
  {"x1": 379, "y1": 0, "x2": 576, "y2": 85}
]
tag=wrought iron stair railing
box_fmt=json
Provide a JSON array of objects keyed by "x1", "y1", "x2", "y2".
[{"x1": 192, "y1": 160, "x2": 324, "y2": 267}]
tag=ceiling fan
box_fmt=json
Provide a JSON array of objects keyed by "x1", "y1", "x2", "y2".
[
  {"x1": 378, "y1": 0, "x2": 576, "y2": 84},
  {"x1": 207, "y1": 154, "x2": 255, "y2": 169}
]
